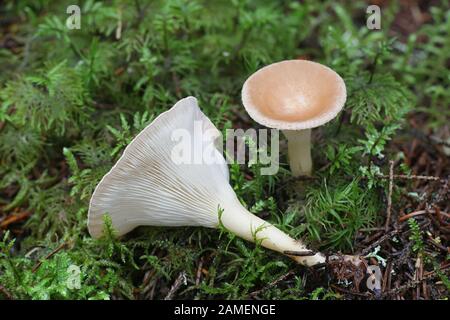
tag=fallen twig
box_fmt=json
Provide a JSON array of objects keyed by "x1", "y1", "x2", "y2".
[
  {"x1": 433, "y1": 205, "x2": 447, "y2": 226},
  {"x1": 381, "y1": 271, "x2": 446, "y2": 299},
  {"x1": 164, "y1": 271, "x2": 187, "y2": 300},
  {"x1": 32, "y1": 242, "x2": 68, "y2": 273},
  {"x1": 385, "y1": 160, "x2": 395, "y2": 231},
  {"x1": 423, "y1": 262, "x2": 450, "y2": 278},
  {"x1": 283, "y1": 250, "x2": 316, "y2": 257},
  {"x1": 0, "y1": 211, "x2": 31, "y2": 228},
  {"x1": 376, "y1": 174, "x2": 446, "y2": 183},
  {"x1": 195, "y1": 256, "x2": 204, "y2": 286},
  {"x1": 0, "y1": 285, "x2": 12, "y2": 300},
  {"x1": 330, "y1": 284, "x2": 372, "y2": 298},
  {"x1": 382, "y1": 262, "x2": 392, "y2": 293},
  {"x1": 359, "y1": 227, "x2": 385, "y2": 232},
  {"x1": 398, "y1": 209, "x2": 450, "y2": 223},
  {"x1": 360, "y1": 229, "x2": 399, "y2": 256},
  {"x1": 426, "y1": 239, "x2": 449, "y2": 253},
  {"x1": 249, "y1": 270, "x2": 295, "y2": 298}
]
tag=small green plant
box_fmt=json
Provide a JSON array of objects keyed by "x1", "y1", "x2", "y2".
[
  {"x1": 408, "y1": 218, "x2": 425, "y2": 253},
  {"x1": 106, "y1": 111, "x2": 154, "y2": 157},
  {"x1": 303, "y1": 179, "x2": 380, "y2": 251}
]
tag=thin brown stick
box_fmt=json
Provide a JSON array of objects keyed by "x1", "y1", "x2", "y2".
[
  {"x1": 426, "y1": 238, "x2": 449, "y2": 253},
  {"x1": 195, "y1": 257, "x2": 204, "y2": 286},
  {"x1": 398, "y1": 209, "x2": 450, "y2": 222},
  {"x1": 382, "y1": 270, "x2": 447, "y2": 298},
  {"x1": 414, "y1": 254, "x2": 422, "y2": 299},
  {"x1": 0, "y1": 285, "x2": 12, "y2": 300},
  {"x1": 360, "y1": 229, "x2": 399, "y2": 256},
  {"x1": 283, "y1": 250, "x2": 316, "y2": 257},
  {"x1": 164, "y1": 271, "x2": 186, "y2": 300},
  {"x1": 433, "y1": 205, "x2": 446, "y2": 225},
  {"x1": 382, "y1": 262, "x2": 392, "y2": 293},
  {"x1": 140, "y1": 269, "x2": 156, "y2": 298},
  {"x1": 0, "y1": 211, "x2": 31, "y2": 228},
  {"x1": 423, "y1": 262, "x2": 450, "y2": 277},
  {"x1": 32, "y1": 242, "x2": 67, "y2": 273},
  {"x1": 249, "y1": 270, "x2": 295, "y2": 298},
  {"x1": 385, "y1": 160, "x2": 395, "y2": 231},
  {"x1": 360, "y1": 230, "x2": 384, "y2": 245},
  {"x1": 147, "y1": 278, "x2": 158, "y2": 300},
  {"x1": 359, "y1": 227, "x2": 385, "y2": 232},
  {"x1": 330, "y1": 284, "x2": 372, "y2": 298},
  {"x1": 376, "y1": 174, "x2": 446, "y2": 183}
]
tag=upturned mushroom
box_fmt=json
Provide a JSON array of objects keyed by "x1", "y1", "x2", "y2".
[
  {"x1": 88, "y1": 96, "x2": 325, "y2": 266},
  {"x1": 241, "y1": 60, "x2": 346, "y2": 176}
]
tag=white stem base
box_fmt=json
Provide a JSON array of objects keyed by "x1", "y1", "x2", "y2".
[
  {"x1": 283, "y1": 129, "x2": 312, "y2": 177},
  {"x1": 220, "y1": 198, "x2": 325, "y2": 266}
]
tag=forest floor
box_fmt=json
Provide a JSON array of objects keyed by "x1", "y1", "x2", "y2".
[{"x1": 0, "y1": 1, "x2": 449, "y2": 300}]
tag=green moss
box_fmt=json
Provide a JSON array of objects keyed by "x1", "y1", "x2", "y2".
[{"x1": 0, "y1": 0, "x2": 448, "y2": 299}]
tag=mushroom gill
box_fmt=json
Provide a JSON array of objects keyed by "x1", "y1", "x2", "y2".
[{"x1": 88, "y1": 96, "x2": 325, "y2": 266}]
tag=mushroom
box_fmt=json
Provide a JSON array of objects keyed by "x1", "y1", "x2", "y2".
[
  {"x1": 88, "y1": 96, "x2": 325, "y2": 266},
  {"x1": 241, "y1": 60, "x2": 346, "y2": 176}
]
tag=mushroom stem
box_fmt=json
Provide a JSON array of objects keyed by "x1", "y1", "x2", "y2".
[
  {"x1": 283, "y1": 129, "x2": 312, "y2": 176},
  {"x1": 220, "y1": 197, "x2": 325, "y2": 266}
]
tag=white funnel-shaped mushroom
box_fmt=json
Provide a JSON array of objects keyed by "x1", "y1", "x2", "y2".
[{"x1": 88, "y1": 97, "x2": 325, "y2": 266}]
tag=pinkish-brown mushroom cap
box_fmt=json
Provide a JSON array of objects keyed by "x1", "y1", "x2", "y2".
[{"x1": 241, "y1": 60, "x2": 347, "y2": 130}]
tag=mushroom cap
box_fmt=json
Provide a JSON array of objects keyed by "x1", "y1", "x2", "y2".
[
  {"x1": 241, "y1": 60, "x2": 346, "y2": 130},
  {"x1": 88, "y1": 96, "x2": 233, "y2": 238}
]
